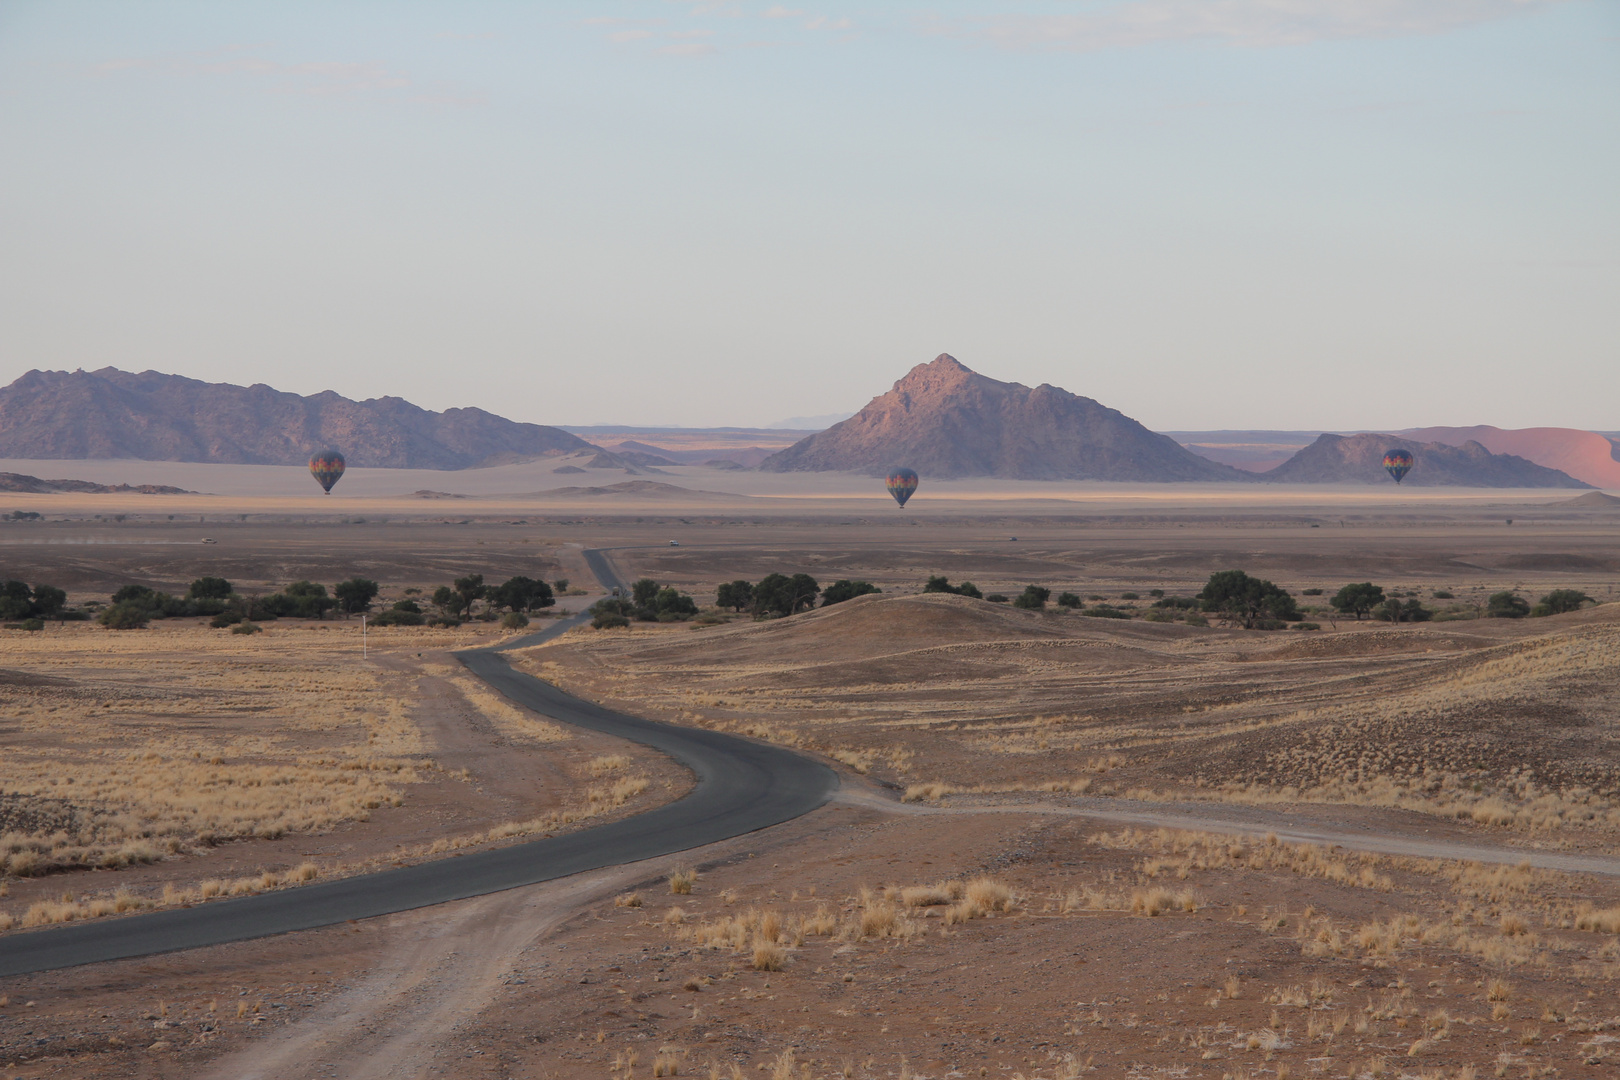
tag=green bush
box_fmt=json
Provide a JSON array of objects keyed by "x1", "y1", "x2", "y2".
[
  {"x1": 99, "y1": 601, "x2": 151, "y2": 629},
  {"x1": 210, "y1": 611, "x2": 243, "y2": 628},
  {"x1": 923, "y1": 576, "x2": 982, "y2": 600},
  {"x1": 1142, "y1": 610, "x2": 1175, "y2": 623},
  {"x1": 1432, "y1": 590, "x2": 1454, "y2": 600},
  {"x1": 1486, "y1": 592, "x2": 1530, "y2": 619},
  {"x1": 1119, "y1": 592, "x2": 1139, "y2": 600},
  {"x1": 231, "y1": 621, "x2": 262, "y2": 635},
  {"x1": 19, "y1": 618, "x2": 44, "y2": 632},
  {"x1": 1292, "y1": 622, "x2": 1322, "y2": 631},
  {"x1": 594, "y1": 613, "x2": 630, "y2": 630},
  {"x1": 1081, "y1": 606, "x2": 1130, "y2": 619},
  {"x1": 1056, "y1": 592, "x2": 1081, "y2": 609},
  {"x1": 1183, "y1": 612, "x2": 1209, "y2": 627},
  {"x1": 372, "y1": 609, "x2": 425, "y2": 626},
  {"x1": 1012, "y1": 585, "x2": 1050, "y2": 610},
  {"x1": 1301, "y1": 588, "x2": 1324, "y2": 596},
  {"x1": 1374, "y1": 598, "x2": 1432, "y2": 623},
  {"x1": 1537, "y1": 589, "x2": 1592, "y2": 616},
  {"x1": 501, "y1": 611, "x2": 530, "y2": 630},
  {"x1": 985, "y1": 594, "x2": 1009, "y2": 604},
  {"x1": 821, "y1": 579, "x2": 881, "y2": 606},
  {"x1": 188, "y1": 576, "x2": 234, "y2": 600}
]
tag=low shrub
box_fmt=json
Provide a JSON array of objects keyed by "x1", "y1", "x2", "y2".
[
  {"x1": 98, "y1": 601, "x2": 150, "y2": 630},
  {"x1": 230, "y1": 621, "x2": 262, "y2": 635}
]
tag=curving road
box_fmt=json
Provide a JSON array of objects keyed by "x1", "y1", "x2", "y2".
[{"x1": 0, "y1": 550, "x2": 839, "y2": 978}]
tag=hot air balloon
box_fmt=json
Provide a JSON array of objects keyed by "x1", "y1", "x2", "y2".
[
  {"x1": 309, "y1": 449, "x2": 346, "y2": 494},
  {"x1": 1382, "y1": 449, "x2": 1414, "y2": 484},
  {"x1": 886, "y1": 467, "x2": 919, "y2": 508}
]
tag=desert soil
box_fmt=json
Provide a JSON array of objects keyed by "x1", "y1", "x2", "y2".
[{"x1": 3, "y1": 496, "x2": 1619, "y2": 1078}]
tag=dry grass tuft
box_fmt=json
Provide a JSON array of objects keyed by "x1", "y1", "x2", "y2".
[
  {"x1": 751, "y1": 939, "x2": 786, "y2": 971},
  {"x1": 669, "y1": 869, "x2": 696, "y2": 895},
  {"x1": 1574, "y1": 903, "x2": 1620, "y2": 933}
]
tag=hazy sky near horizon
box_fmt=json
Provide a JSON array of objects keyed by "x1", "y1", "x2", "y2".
[{"x1": 1, "y1": 1, "x2": 1615, "y2": 432}]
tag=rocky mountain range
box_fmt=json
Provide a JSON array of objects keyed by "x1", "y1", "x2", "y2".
[
  {"x1": 1398, "y1": 425, "x2": 1620, "y2": 489},
  {"x1": 1265, "y1": 433, "x2": 1589, "y2": 488},
  {"x1": 0, "y1": 368, "x2": 608, "y2": 470},
  {"x1": 758, "y1": 355, "x2": 1246, "y2": 481}
]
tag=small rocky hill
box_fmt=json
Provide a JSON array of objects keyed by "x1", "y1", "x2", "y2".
[
  {"x1": 0, "y1": 368, "x2": 609, "y2": 470},
  {"x1": 0, "y1": 471, "x2": 193, "y2": 494},
  {"x1": 758, "y1": 355, "x2": 1247, "y2": 481},
  {"x1": 1265, "y1": 433, "x2": 1589, "y2": 487}
]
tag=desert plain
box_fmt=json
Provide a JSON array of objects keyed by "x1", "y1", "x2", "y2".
[{"x1": 2, "y1": 466, "x2": 1620, "y2": 1080}]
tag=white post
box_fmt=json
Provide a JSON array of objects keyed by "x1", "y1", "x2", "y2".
[{"x1": 361, "y1": 614, "x2": 367, "y2": 660}]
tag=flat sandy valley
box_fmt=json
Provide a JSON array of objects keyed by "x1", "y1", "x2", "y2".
[{"x1": 3, "y1": 468, "x2": 1620, "y2": 1080}]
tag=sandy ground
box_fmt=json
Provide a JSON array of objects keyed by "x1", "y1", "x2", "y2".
[{"x1": 3, "y1": 490, "x2": 1620, "y2": 1078}]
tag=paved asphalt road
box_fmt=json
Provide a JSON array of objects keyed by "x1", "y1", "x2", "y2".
[{"x1": 0, "y1": 550, "x2": 839, "y2": 978}]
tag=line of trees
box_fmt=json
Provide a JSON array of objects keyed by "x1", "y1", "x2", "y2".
[
  {"x1": 592, "y1": 577, "x2": 700, "y2": 628},
  {"x1": 719, "y1": 574, "x2": 880, "y2": 617}
]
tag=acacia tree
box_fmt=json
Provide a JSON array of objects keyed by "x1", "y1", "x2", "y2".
[
  {"x1": 334, "y1": 577, "x2": 380, "y2": 615},
  {"x1": 753, "y1": 573, "x2": 819, "y2": 617},
  {"x1": 1330, "y1": 583, "x2": 1385, "y2": 620},
  {"x1": 1198, "y1": 570, "x2": 1299, "y2": 628},
  {"x1": 716, "y1": 580, "x2": 754, "y2": 612},
  {"x1": 490, "y1": 576, "x2": 554, "y2": 613},
  {"x1": 451, "y1": 574, "x2": 486, "y2": 619},
  {"x1": 821, "y1": 580, "x2": 880, "y2": 606}
]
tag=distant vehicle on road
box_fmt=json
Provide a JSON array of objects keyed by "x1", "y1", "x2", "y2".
[
  {"x1": 201, "y1": 538, "x2": 217, "y2": 544},
  {"x1": 669, "y1": 540, "x2": 680, "y2": 546},
  {"x1": 1008, "y1": 536, "x2": 1018, "y2": 541}
]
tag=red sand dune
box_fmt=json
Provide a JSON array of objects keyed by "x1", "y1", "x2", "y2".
[{"x1": 1400, "y1": 426, "x2": 1620, "y2": 490}]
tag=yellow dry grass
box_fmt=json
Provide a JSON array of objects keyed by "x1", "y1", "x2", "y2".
[
  {"x1": 0, "y1": 623, "x2": 429, "y2": 876},
  {"x1": 1095, "y1": 828, "x2": 1394, "y2": 890}
]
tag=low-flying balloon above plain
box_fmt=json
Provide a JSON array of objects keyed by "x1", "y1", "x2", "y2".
[
  {"x1": 309, "y1": 449, "x2": 346, "y2": 494},
  {"x1": 886, "y1": 467, "x2": 919, "y2": 508},
  {"x1": 1383, "y1": 449, "x2": 1414, "y2": 484}
]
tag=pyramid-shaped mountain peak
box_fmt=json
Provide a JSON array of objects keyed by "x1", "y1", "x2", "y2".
[{"x1": 759, "y1": 353, "x2": 1246, "y2": 481}]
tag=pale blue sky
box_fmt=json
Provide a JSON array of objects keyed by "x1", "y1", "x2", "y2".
[{"x1": 1, "y1": 1, "x2": 1615, "y2": 431}]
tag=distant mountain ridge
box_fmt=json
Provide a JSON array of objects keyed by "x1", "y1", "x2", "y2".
[
  {"x1": 0, "y1": 368, "x2": 606, "y2": 470},
  {"x1": 1396, "y1": 426, "x2": 1620, "y2": 489},
  {"x1": 759, "y1": 355, "x2": 1247, "y2": 481},
  {"x1": 1266, "y1": 433, "x2": 1589, "y2": 488}
]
